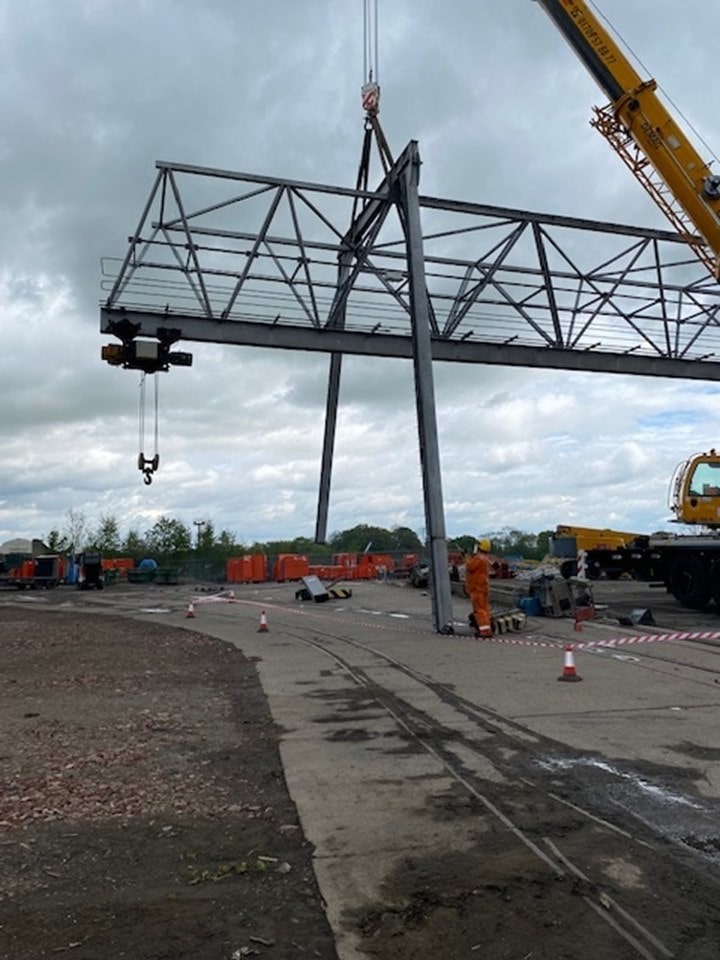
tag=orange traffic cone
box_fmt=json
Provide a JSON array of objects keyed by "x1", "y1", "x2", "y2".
[
  {"x1": 258, "y1": 610, "x2": 269, "y2": 633},
  {"x1": 186, "y1": 601, "x2": 196, "y2": 619},
  {"x1": 557, "y1": 644, "x2": 582, "y2": 682}
]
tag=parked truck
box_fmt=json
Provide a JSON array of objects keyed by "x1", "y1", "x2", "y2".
[
  {"x1": 557, "y1": 451, "x2": 720, "y2": 610},
  {"x1": 551, "y1": 525, "x2": 647, "y2": 580}
]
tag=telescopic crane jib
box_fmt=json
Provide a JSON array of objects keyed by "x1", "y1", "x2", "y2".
[{"x1": 533, "y1": 0, "x2": 720, "y2": 278}]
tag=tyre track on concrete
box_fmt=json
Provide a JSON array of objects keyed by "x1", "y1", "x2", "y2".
[
  {"x1": 37, "y1": 586, "x2": 720, "y2": 957},
  {"x1": 277, "y1": 622, "x2": 709, "y2": 960}
]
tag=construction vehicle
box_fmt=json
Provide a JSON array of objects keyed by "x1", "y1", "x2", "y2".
[
  {"x1": 533, "y1": 0, "x2": 720, "y2": 278},
  {"x1": 551, "y1": 525, "x2": 645, "y2": 579},
  {"x1": 554, "y1": 451, "x2": 720, "y2": 608},
  {"x1": 646, "y1": 450, "x2": 720, "y2": 608},
  {"x1": 531, "y1": 5, "x2": 720, "y2": 607}
]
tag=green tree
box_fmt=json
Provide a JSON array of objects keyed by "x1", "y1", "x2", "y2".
[
  {"x1": 146, "y1": 516, "x2": 192, "y2": 560},
  {"x1": 94, "y1": 514, "x2": 121, "y2": 556},
  {"x1": 196, "y1": 520, "x2": 215, "y2": 554},
  {"x1": 472, "y1": 527, "x2": 552, "y2": 561},
  {"x1": 122, "y1": 528, "x2": 147, "y2": 558},
  {"x1": 389, "y1": 526, "x2": 423, "y2": 552},
  {"x1": 251, "y1": 536, "x2": 319, "y2": 556},
  {"x1": 46, "y1": 529, "x2": 69, "y2": 553},
  {"x1": 216, "y1": 529, "x2": 239, "y2": 553},
  {"x1": 450, "y1": 535, "x2": 476, "y2": 555},
  {"x1": 329, "y1": 524, "x2": 398, "y2": 553}
]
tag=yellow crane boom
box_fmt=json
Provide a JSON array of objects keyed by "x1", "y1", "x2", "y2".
[{"x1": 533, "y1": 0, "x2": 720, "y2": 277}]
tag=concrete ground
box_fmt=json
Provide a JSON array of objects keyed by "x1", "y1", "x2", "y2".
[{"x1": 12, "y1": 576, "x2": 720, "y2": 959}]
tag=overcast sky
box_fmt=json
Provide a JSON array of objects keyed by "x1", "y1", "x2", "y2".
[{"x1": 2, "y1": 0, "x2": 720, "y2": 549}]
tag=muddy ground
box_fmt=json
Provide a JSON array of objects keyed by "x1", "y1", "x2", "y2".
[
  {"x1": 3, "y1": 591, "x2": 720, "y2": 960},
  {"x1": 0, "y1": 606, "x2": 338, "y2": 960}
]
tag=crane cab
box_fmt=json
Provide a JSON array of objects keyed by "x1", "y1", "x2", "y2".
[{"x1": 670, "y1": 450, "x2": 720, "y2": 527}]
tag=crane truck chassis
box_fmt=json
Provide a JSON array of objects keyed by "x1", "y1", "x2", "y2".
[{"x1": 559, "y1": 536, "x2": 720, "y2": 611}]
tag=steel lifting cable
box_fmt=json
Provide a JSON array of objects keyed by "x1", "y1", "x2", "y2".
[
  {"x1": 363, "y1": 0, "x2": 379, "y2": 84},
  {"x1": 138, "y1": 372, "x2": 160, "y2": 485}
]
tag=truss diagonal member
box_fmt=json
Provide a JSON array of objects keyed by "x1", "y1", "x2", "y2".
[
  {"x1": 532, "y1": 222, "x2": 565, "y2": 347},
  {"x1": 106, "y1": 169, "x2": 165, "y2": 308},
  {"x1": 550, "y1": 234, "x2": 648, "y2": 343},
  {"x1": 473, "y1": 264, "x2": 558, "y2": 347},
  {"x1": 442, "y1": 223, "x2": 528, "y2": 338},
  {"x1": 651, "y1": 238, "x2": 673, "y2": 357},
  {"x1": 286, "y1": 189, "x2": 321, "y2": 327},
  {"x1": 325, "y1": 205, "x2": 397, "y2": 329},
  {"x1": 675, "y1": 297, "x2": 720, "y2": 359},
  {"x1": 155, "y1": 182, "x2": 277, "y2": 231},
  {"x1": 535, "y1": 229, "x2": 666, "y2": 355},
  {"x1": 571, "y1": 240, "x2": 669, "y2": 354},
  {"x1": 261, "y1": 239, "x2": 320, "y2": 328},
  {"x1": 221, "y1": 185, "x2": 285, "y2": 321},
  {"x1": 166, "y1": 170, "x2": 214, "y2": 319},
  {"x1": 324, "y1": 145, "x2": 416, "y2": 330},
  {"x1": 158, "y1": 223, "x2": 216, "y2": 317}
]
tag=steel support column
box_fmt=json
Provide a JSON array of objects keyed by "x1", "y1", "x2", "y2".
[
  {"x1": 315, "y1": 351, "x2": 342, "y2": 544},
  {"x1": 398, "y1": 143, "x2": 454, "y2": 633}
]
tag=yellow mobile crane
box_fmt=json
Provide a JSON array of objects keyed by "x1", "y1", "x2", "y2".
[
  {"x1": 533, "y1": 0, "x2": 720, "y2": 278},
  {"x1": 530, "y1": 2, "x2": 720, "y2": 609}
]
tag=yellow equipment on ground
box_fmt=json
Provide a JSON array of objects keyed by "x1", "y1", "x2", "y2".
[{"x1": 670, "y1": 450, "x2": 720, "y2": 527}]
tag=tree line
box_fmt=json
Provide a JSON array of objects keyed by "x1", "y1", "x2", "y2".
[{"x1": 44, "y1": 511, "x2": 552, "y2": 565}]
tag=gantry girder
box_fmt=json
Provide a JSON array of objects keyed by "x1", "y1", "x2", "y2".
[
  {"x1": 101, "y1": 141, "x2": 720, "y2": 633},
  {"x1": 102, "y1": 152, "x2": 720, "y2": 378}
]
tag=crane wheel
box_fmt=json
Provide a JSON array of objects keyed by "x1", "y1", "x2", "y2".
[
  {"x1": 709, "y1": 561, "x2": 720, "y2": 610},
  {"x1": 668, "y1": 554, "x2": 710, "y2": 609}
]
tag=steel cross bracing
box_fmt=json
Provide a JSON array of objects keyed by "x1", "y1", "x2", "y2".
[
  {"x1": 101, "y1": 140, "x2": 720, "y2": 631},
  {"x1": 102, "y1": 149, "x2": 720, "y2": 377}
]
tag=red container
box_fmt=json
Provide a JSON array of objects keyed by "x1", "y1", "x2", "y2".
[
  {"x1": 274, "y1": 554, "x2": 309, "y2": 582},
  {"x1": 227, "y1": 555, "x2": 267, "y2": 583},
  {"x1": 250, "y1": 554, "x2": 267, "y2": 582}
]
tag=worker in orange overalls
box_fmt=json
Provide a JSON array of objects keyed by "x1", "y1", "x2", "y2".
[{"x1": 465, "y1": 538, "x2": 492, "y2": 638}]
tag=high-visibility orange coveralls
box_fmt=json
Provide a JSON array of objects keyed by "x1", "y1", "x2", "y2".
[{"x1": 465, "y1": 549, "x2": 491, "y2": 637}]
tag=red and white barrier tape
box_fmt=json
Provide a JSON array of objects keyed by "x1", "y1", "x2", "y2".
[
  {"x1": 480, "y1": 629, "x2": 720, "y2": 651},
  {"x1": 576, "y1": 629, "x2": 720, "y2": 650},
  {"x1": 190, "y1": 590, "x2": 237, "y2": 605},
  {"x1": 184, "y1": 594, "x2": 720, "y2": 651}
]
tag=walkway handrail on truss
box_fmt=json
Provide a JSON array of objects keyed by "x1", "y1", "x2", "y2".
[{"x1": 101, "y1": 149, "x2": 720, "y2": 382}]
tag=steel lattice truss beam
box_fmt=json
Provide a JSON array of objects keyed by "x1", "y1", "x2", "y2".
[{"x1": 102, "y1": 148, "x2": 720, "y2": 381}]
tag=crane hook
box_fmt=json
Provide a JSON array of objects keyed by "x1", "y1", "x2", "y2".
[{"x1": 138, "y1": 452, "x2": 160, "y2": 485}]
